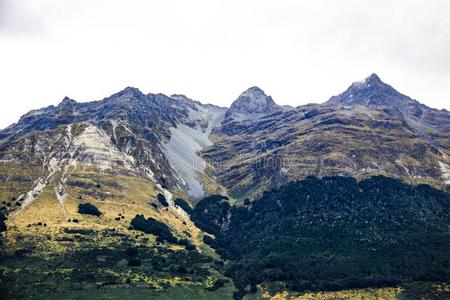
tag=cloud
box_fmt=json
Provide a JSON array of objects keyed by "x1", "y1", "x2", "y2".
[{"x1": 0, "y1": 0, "x2": 45, "y2": 36}]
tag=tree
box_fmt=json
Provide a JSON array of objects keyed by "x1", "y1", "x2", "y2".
[
  {"x1": 157, "y1": 193, "x2": 169, "y2": 207},
  {"x1": 78, "y1": 203, "x2": 101, "y2": 216}
]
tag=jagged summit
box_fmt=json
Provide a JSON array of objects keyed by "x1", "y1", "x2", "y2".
[
  {"x1": 110, "y1": 86, "x2": 145, "y2": 99},
  {"x1": 235, "y1": 86, "x2": 276, "y2": 108},
  {"x1": 224, "y1": 86, "x2": 279, "y2": 122},
  {"x1": 326, "y1": 73, "x2": 450, "y2": 135},
  {"x1": 359, "y1": 73, "x2": 382, "y2": 85},
  {"x1": 326, "y1": 73, "x2": 412, "y2": 107},
  {"x1": 232, "y1": 87, "x2": 276, "y2": 110},
  {"x1": 121, "y1": 86, "x2": 142, "y2": 94},
  {"x1": 239, "y1": 86, "x2": 267, "y2": 97},
  {"x1": 58, "y1": 96, "x2": 77, "y2": 107}
]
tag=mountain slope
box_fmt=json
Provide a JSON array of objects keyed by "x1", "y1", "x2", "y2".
[
  {"x1": 1, "y1": 75, "x2": 449, "y2": 206},
  {"x1": 327, "y1": 73, "x2": 450, "y2": 147},
  {"x1": 203, "y1": 75, "x2": 450, "y2": 200},
  {"x1": 191, "y1": 176, "x2": 450, "y2": 298},
  {"x1": 0, "y1": 91, "x2": 231, "y2": 298},
  {"x1": 1, "y1": 75, "x2": 450, "y2": 299}
]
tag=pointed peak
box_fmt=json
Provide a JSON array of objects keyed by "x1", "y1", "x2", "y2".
[
  {"x1": 112, "y1": 86, "x2": 145, "y2": 99},
  {"x1": 224, "y1": 86, "x2": 279, "y2": 123},
  {"x1": 366, "y1": 73, "x2": 381, "y2": 83},
  {"x1": 62, "y1": 96, "x2": 74, "y2": 102},
  {"x1": 326, "y1": 73, "x2": 413, "y2": 107},
  {"x1": 240, "y1": 86, "x2": 267, "y2": 97},
  {"x1": 58, "y1": 96, "x2": 77, "y2": 106},
  {"x1": 121, "y1": 86, "x2": 143, "y2": 94},
  {"x1": 246, "y1": 86, "x2": 265, "y2": 92},
  {"x1": 234, "y1": 86, "x2": 274, "y2": 107},
  {"x1": 353, "y1": 73, "x2": 384, "y2": 88}
]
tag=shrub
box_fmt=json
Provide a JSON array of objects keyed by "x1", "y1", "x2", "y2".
[
  {"x1": 130, "y1": 214, "x2": 177, "y2": 243},
  {"x1": 203, "y1": 235, "x2": 218, "y2": 248},
  {"x1": 185, "y1": 244, "x2": 196, "y2": 251},
  {"x1": 126, "y1": 247, "x2": 139, "y2": 256},
  {"x1": 206, "y1": 278, "x2": 228, "y2": 291},
  {"x1": 174, "y1": 198, "x2": 192, "y2": 214},
  {"x1": 177, "y1": 239, "x2": 189, "y2": 246},
  {"x1": 127, "y1": 258, "x2": 141, "y2": 266},
  {"x1": 78, "y1": 203, "x2": 101, "y2": 216},
  {"x1": 0, "y1": 212, "x2": 7, "y2": 233},
  {"x1": 157, "y1": 193, "x2": 169, "y2": 207},
  {"x1": 14, "y1": 249, "x2": 29, "y2": 257}
]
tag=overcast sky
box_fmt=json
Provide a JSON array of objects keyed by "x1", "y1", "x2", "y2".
[{"x1": 0, "y1": 0, "x2": 449, "y2": 129}]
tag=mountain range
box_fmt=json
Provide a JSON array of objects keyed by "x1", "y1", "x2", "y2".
[
  {"x1": 1, "y1": 74, "x2": 449, "y2": 206},
  {"x1": 1, "y1": 74, "x2": 450, "y2": 299}
]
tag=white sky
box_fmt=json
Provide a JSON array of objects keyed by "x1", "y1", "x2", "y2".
[{"x1": 1, "y1": 0, "x2": 449, "y2": 129}]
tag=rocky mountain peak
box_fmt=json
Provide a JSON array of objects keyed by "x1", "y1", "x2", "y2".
[
  {"x1": 363, "y1": 73, "x2": 382, "y2": 84},
  {"x1": 224, "y1": 86, "x2": 279, "y2": 122},
  {"x1": 234, "y1": 86, "x2": 276, "y2": 109},
  {"x1": 58, "y1": 96, "x2": 77, "y2": 107},
  {"x1": 112, "y1": 86, "x2": 145, "y2": 99},
  {"x1": 326, "y1": 73, "x2": 410, "y2": 108},
  {"x1": 170, "y1": 94, "x2": 190, "y2": 101}
]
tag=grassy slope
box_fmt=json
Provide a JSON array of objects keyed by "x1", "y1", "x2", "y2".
[
  {"x1": 264, "y1": 282, "x2": 450, "y2": 299},
  {"x1": 0, "y1": 164, "x2": 231, "y2": 299}
]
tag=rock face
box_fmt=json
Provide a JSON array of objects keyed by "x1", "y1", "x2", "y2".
[
  {"x1": 327, "y1": 73, "x2": 408, "y2": 107},
  {"x1": 327, "y1": 73, "x2": 450, "y2": 135},
  {"x1": 223, "y1": 86, "x2": 282, "y2": 123},
  {"x1": 0, "y1": 87, "x2": 226, "y2": 215}
]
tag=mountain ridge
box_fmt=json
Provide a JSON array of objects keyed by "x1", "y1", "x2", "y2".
[
  {"x1": 0, "y1": 74, "x2": 449, "y2": 210},
  {"x1": 0, "y1": 74, "x2": 450, "y2": 205},
  {"x1": 3, "y1": 73, "x2": 448, "y2": 135}
]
